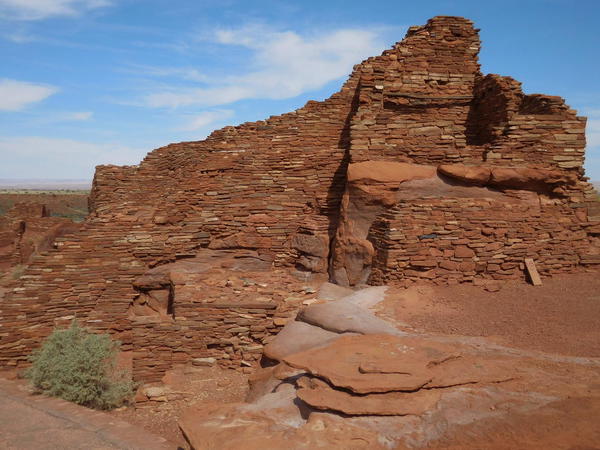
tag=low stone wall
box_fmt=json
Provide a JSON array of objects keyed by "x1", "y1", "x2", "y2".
[
  {"x1": 131, "y1": 303, "x2": 287, "y2": 382},
  {"x1": 369, "y1": 196, "x2": 595, "y2": 286}
]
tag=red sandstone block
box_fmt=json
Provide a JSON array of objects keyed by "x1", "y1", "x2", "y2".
[{"x1": 454, "y1": 246, "x2": 475, "y2": 258}]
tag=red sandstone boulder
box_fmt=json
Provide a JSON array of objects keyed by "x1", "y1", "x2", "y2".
[
  {"x1": 283, "y1": 334, "x2": 513, "y2": 394},
  {"x1": 437, "y1": 164, "x2": 578, "y2": 192},
  {"x1": 291, "y1": 232, "x2": 329, "y2": 258},
  {"x1": 179, "y1": 401, "x2": 385, "y2": 450},
  {"x1": 316, "y1": 282, "x2": 355, "y2": 301},
  {"x1": 331, "y1": 161, "x2": 439, "y2": 286},
  {"x1": 330, "y1": 235, "x2": 375, "y2": 286},
  {"x1": 179, "y1": 328, "x2": 594, "y2": 449},
  {"x1": 297, "y1": 300, "x2": 401, "y2": 336},
  {"x1": 296, "y1": 376, "x2": 442, "y2": 416},
  {"x1": 438, "y1": 164, "x2": 491, "y2": 185},
  {"x1": 489, "y1": 167, "x2": 576, "y2": 190},
  {"x1": 347, "y1": 161, "x2": 437, "y2": 185},
  {"x1": 263, "y1": 321, "x2": 347, "y2": 362}
]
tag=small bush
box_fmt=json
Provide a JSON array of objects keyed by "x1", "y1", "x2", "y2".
[{"x1": 25, "y1": 320, "x2": 135, "y2": 410}]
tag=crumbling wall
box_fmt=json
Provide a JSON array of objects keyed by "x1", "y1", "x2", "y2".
[
  {"x1": 466, "y1": 74, "x2": 523, "y2": 146},
  {"x1": 1, "y1": 15, "x2": 598, "y2": 381},
  {"x1": 349, "y1": 16, "x2": 482, "y2": 164},
  {"x1": 126, "y1": 250, "x2": 307, "y2": 382},
  {"x1": 0, "y1": 71, "x2": 360, "y2": 374},
  {"x1": 0, "y1": 202, "x2": 78, "y2": 275}
]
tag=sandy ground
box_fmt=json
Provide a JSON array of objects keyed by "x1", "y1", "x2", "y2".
[
  {"x1": 109, "y1": 365, "x2": 249, "y2": 448},
  {"x1": 373, "y1": 271, "x2": 600, "y2": 449},
  {"x1": 378, "y1": 272, "x2": 600, "y2": 357}
]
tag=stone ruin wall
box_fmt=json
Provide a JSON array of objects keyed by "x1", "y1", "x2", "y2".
[
  {"x1": 1, "y1": 16, "x2": 599, "y2": 383},
  {"x1": 0, "y1": 203, "x2": 80, "y2": 275},
  {"x1": 0, "y1": 61, "x2": 360, "y2": 380},
  {"x1": 368, "y1": 195, "x2": 595, "y2": 286}
]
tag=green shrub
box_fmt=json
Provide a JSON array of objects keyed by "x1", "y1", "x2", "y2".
[{"x1": 25, "y1": 320, "x2": 135, "y2": 410}]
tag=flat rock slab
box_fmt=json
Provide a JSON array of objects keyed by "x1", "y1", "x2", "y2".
[
  {"x1": 297, "y1": 301, "x2": 401, "y2": 336},
  {"x1": 297, "y1": 376, "x2": 441, "y2": 416},
  {"x1": 284, "y1": 334, "x2": 514, "y2": 394},
  {"x1": 0, "y1": 378, "x2": 171, "y2": 450},
  {"x1": 525, "y1": 258, "x2": 543, "y2": 286},
  {"x1": 263, "y1": 321, "x2": 353, "y2": 361},
  {"x1": 341, "y1": 285, "x2": 388, "y2": 308},
  {"x1": 180, "y1": 401, "x2": 386, "y2": 450}
]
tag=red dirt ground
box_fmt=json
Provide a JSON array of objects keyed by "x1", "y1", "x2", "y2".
[
  {"x1": 378, "y1": 271, "x2": 600, "y2": 357},
  {"x1": 109, "y1": 365, "x2": 249, "y2": 448},
  {"x1": 374, "y1": 271, "x2": 600, "y2": 450}
]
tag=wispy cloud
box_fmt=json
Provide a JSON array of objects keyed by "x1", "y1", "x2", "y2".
[
  {"x1": 0, "y1": 0, "x2": 111, "y2": 20},
  {"x1": 122, "y1": 63, "x2": 210, "y2": 83},
  {"x1": 65, "y1": 110, "x2": 93, "y2": 121},
  {"x1": 0, "y1": 136, "x2": 145, "y2": 178},
  {"x1": 142, "y1": 25, "x2": 386, "y2": 108},
  {"x1": 3, "y1": 28, "x2": 35, "y2": 42},
  {"x1": 579, "y1": 107, "x2": 600, "y2": 181},
  {"x1": 0, "y1": 78, "x2": 57, "y2": 111},
  {"x1": 37, "y1": 110, "x2": 93, "y2": 122},
  {"x1": 179, "y1": 109, "x2": 234, "y2": 131},
  {"x1": 583, "y1": 109, "x2": 600, "y2": 147}
]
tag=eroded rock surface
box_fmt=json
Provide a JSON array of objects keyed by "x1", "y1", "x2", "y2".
[
  {"x1": 178, "y1": 282, "x2": 600, "y2": 449},
  {"x1": 262, "y1": 321, "x2": 349, "y2": 361}
]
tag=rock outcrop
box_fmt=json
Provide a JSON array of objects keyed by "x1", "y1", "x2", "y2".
[
  {"x1": 1, "y1": 16, "x2": 599, "y2": 382},
  {"x1": 178, "y1": 285, "x2": 600, "y2": 449}
]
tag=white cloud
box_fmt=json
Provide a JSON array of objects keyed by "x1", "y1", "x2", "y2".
[
  {"x1": 146, "y1": 85, "x2": 252, "y2": 109},
  {"x1": 0, "y1": 78, "x2": 57, "y2": 111},
  {"x1": 4, "y1": 29, "x2": 35, "y2": 42},
  {"x1": 0, "y1": 136, "x2": 145, "y2": 178},
  {"x1": 27, "y1": 110, "x2": 94, "y2": 124},
  {"x1": 66, "y1": 111, "x2": 92, "y2": 121},
  {"x1": 0, "y1": 0, "x2": 110, "y2": 20},
  {"x1": 584, "y1": 110, "x2": 600, "y2": 147},
  {"x1": 580, "y1": 108, "x2": 600, "y2": 181},
  {"x1": 142, "y1": 25, "x2": 385, "y2": 108},
  {"x1": 123, "y1": 64, "x2": 210, "y2": 83},
  {"x1": 179, "y1": 109, "x2": 234, "y2": 131}
]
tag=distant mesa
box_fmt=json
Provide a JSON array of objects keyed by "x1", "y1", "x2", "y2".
[{"x1": 0, "y1": 179, "x2": 92, "y2": 191}]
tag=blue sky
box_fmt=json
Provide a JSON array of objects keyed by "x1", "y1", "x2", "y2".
[{"x1": 0, "y1": 0, "x2": 599, "y2": 180}]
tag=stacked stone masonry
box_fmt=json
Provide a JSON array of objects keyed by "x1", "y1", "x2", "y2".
[
  {"x1": 368, "y1": 196, "x2": 594, "y2": 286},
  {"x1": 0, "y1": 202, "x2": 79, "y2": 275},
  {"x1": 1, "y1": 16, "x2": 599, "y2": 383}
]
